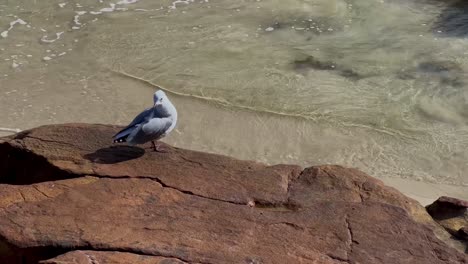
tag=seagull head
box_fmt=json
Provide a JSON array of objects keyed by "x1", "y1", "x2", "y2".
[{"x1": 153, "y1": 90, "x2": 167, "y2": 107}]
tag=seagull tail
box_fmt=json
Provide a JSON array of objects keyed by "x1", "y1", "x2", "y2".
[{"x1": 113, "y1": 127, "x2": 133, "y2": 143}]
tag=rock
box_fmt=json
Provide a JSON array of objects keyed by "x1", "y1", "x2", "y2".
[
  {"x1": 432, "y1": 196, "x2": 468, "y2": 209},
  {"x1": 0, "y1": 124, "x2": 467, "y2": 264},
  {"x1": 40, "y1": 251, "x2": 187, "y2": 264},
  {"x1": 294, "y1": 55, "x2": 336, "y2": 71},
  {"x1": 433, "y1": 0, "x2": 468, "y2": 38},
  {"x1": 397, "y1": 61, "x2": 464, "y2": 88},
  {"x1": 459, "y1": 227, "x2": 468, "y2": 240},
  {"x1": 426, "y1": 196, "x2": 468, "y2": 241},
  {"x1": 417, "y1": 61, "x2": 464, "y2": 88},
  {"x1": 293, "y1": 55, "x2": 363, "y2": 80},
  {"x1": 417, "y1": 61, "x2": 462, "y2": 74}
]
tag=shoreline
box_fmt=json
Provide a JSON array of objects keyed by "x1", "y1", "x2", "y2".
[
  {"x1": 0, "y1": 72, "x2": 467, "y2": 205},
  {"x1": 381, "y1": 177, "x2": 468, "y2": 206}
]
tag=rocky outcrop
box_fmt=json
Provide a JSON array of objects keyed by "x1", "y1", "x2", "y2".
[
  {"x1": 0, "y1": 124, "x2": 466, "y2": 264},
  {"x1": 427, "y1": 196, "x2": 468, "y2": 243}
]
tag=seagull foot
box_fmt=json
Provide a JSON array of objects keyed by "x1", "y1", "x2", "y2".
[{"x1": 151, "y1": 141, "x2": 167, "y2": 153}]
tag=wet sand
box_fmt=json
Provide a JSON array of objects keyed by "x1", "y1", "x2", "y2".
[{"x1": 1, "y1": 70, "x2": 466, "y2": 206}]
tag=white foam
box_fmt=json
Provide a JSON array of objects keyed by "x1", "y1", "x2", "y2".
[
  {"x1": 100, "y1": 3, "x2": 116, "y2": 12},
  {"x1": 116, "y1": 0, "x2": 139, "y2": 4},
  {"x1": 1, "y1": 18, "x2": 27, "y2": 38},
  {"x1": 42, "y1": 56, "x2": 52, "y2": 61},
  {"x1": 169, "y1": 0, "x2": 194, "y2": 9},
  {"x1": 75, "y1": 0, "x2": 141, "y2": 20},
  {"x1": 40, "y1": 31, "x2": 64, "y2": 43},
  {"x1": 74, "y1": 11, "x2": 87, "y2": 27},
  {"x1": 58, "y1": 3, "x2": 67, "y2": 8}
]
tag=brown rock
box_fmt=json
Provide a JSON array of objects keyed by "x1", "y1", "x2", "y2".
[
  {"x1": 432, "y1": 196, "x2": 468, "y2": 209},
  {"x1": 427, "y1": 196, "x2": 468, "y2": 241},
  {"x1": 459, "y1": 227, "x2": 468, "y2": 240},
  {"x1": 40, "y1": 250, "x2": 188, "y2": 264},
  {"x1": 0, "y1": 124, "x2": 466, "y2": 264}
]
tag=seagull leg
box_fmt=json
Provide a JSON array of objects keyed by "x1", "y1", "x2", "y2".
[
  {"x1": 151, "y1": 141, "x2": 166, "y2": 152},
  {"x1": 151, "y1": 141, "x2": 158, "y2": 152}
]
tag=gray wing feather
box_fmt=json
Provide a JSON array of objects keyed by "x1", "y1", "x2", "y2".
[
  {"x1": 127, "y1": 108, "x2": 154, "y2": 128},
  {"x1": 113, "y1": 108, "x2": 153, "y2": 139},
  {"x1": 126, "y1": 117, "x2": 172, "y2": 144}
]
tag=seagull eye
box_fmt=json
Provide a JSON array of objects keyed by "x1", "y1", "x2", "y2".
[{"x1": 160, "y1": 98, "x2": 163, "y2": 101}]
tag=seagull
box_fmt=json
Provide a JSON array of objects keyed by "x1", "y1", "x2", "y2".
[{"x1": 113, "y1": 90, "x2": 178, "y2": 152}]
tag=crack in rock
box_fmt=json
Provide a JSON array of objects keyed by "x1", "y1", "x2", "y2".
[
  {"x1": 344, "y1": 214, "x2": 356, "y2": 262},
  {"x1": 178, "y1": 155, "x2": 205, "y2": 168},
  {"x1": 18, "y1": 190, "x2": 27, "y2": 202},
  {"x1": 87, "y1": 248, "x2": 199, "y2": 264},
  {"x1": 44, "y1": 248, "x2": 195, "y2": 264},
  {"x1": 91, "y1": 175, "x2": 247, "y2": 206},
  {"x1": 2, "y1": 137, "x2": 298, "y2": 209},
  {"x1": 82, "y1": 251, "x2": 99, "y2": 264},
  {"x1": 32, "y1": 185, "x2": 52, "y2": 198},
  {"x1": 325, "y1": 253, "x2": 350, "y2": 263},
  {"x1": 268, "y1": 222, "x2": 305, "y2": 231}
]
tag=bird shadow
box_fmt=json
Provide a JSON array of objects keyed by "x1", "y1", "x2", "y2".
[{"x1": 83, "y1": 145, "x2": 145, "y2": 164}]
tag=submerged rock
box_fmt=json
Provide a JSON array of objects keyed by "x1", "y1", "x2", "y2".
[
  {"x1": 293, "y1": 55, "x2": 363, "y2": 80},
  {"x1": 433, "y1": 0, "x2": 468, "y2": 38},
  {"x1": 417, "y1": 61, "x2": 462, "y2": 74},
  {"x1": 396, "y1": 60, "x2": 465, "y2": 92},
  {"x1": 0, "y1": 124, "x2": 466, "y2": 263}
]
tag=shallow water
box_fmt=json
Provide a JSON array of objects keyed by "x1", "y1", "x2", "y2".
[{"x1": 0, "y1": 0, "x2": 467, "y2": 186}]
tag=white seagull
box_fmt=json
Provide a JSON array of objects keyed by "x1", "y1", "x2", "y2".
[{"x1": 113, "y1": 90, "x2": 178, "y2": 152}]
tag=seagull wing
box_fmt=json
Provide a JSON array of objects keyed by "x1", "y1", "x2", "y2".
[{"x1": 113, "y1": 107, "x2": 153, "y2": 142}]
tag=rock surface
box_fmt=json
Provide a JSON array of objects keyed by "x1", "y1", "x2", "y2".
[
  {"x1": 427, "y1": 196, "x2": 468, "y2": 242},
  {"x1": 0, "y1": 124, "x2": 466, "y2": 264},
  {"x1": 40, "y1": 250, "x2": 187, "y2": 264}
]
